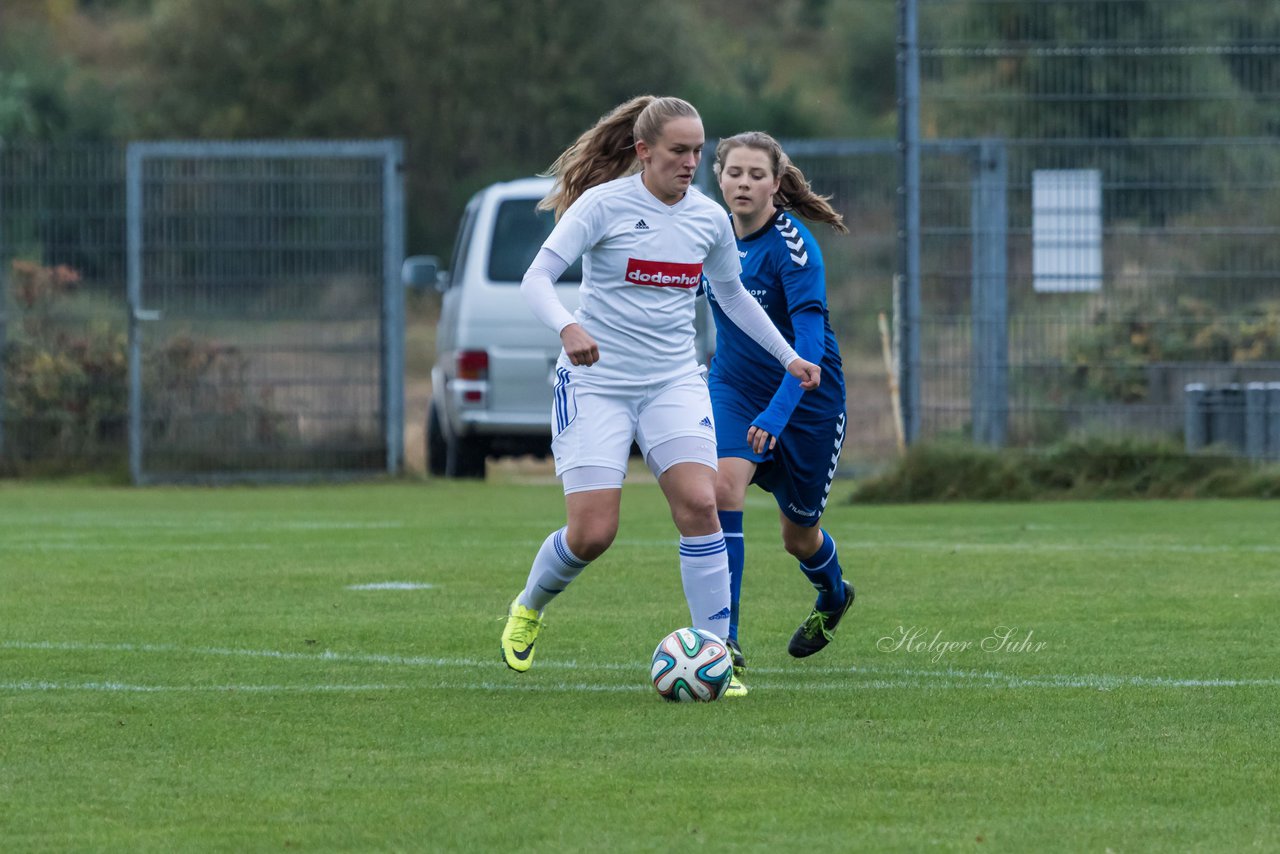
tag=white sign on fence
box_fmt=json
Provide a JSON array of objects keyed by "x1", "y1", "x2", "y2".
[{"x1": 1032, "y1": 169, "x2": 1102, "y2": 293}]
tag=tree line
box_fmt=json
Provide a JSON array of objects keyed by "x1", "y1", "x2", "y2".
[
  {"x1": 1, "y1": 0, "x2": 894, "y2": 257},
  {"x1": 4, "y1": 0, "x2": 1275, "y2": 256}
]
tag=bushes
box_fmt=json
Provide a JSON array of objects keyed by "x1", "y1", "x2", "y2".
[
  {"x1": 2, "y1": 259, "x2": 288, "y2": 476},
  {"x1": 2, "y1": 261, "x2": 127, "y2": 467},
  {"x1": 1064, "y1": 297, "x2": 1280, "y2": 403},
  {"x1": 850, "y1": 437, "x2": 1280, "y2": 502}
]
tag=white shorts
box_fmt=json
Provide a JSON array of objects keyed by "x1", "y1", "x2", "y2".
[{"x1": 551, "y1": 368, "x2": 718, "y2": 480}]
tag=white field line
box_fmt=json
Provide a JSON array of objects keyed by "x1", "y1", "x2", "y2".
[
  {"x1": 0, "y1": 542, "x2": 273, "y2": 552},
  {"x1": 4, "y1": 533, "x2": 1271, "y2": 556},
  {"x1": 3, "y1": 639, "x2": 1277, "y2": 692},
  {"x1": 0, "y1": 519, "x2": 405, "y2": 552},
  {"x1": 610, "y1": 538, "x2": 1280, "y2": 555},
  {"x1": 842, "y1": 540, "x2": 1280, "y2": 556},
  {"x1": 0, "y1": 681, "x2": 407, "y2": 693},
  {"x1": 0, "y1": 519, "x2": 405, "y2": 531},
  {"x1": 0, "y1": 679, "x2": 936, "y2": 694},
  {"x1": 346, "y1": 582, "x2": 437, "y2": 591}
]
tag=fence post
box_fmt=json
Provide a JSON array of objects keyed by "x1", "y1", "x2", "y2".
[
  {"x1": 0, "y1": 254, "x2": 5, "y2": 460},
  {"x1": 0, "y1": 159, "x2": 5, "y2": 457},
  {"x1": 698, "y1": 138, "x2": 720, "y2": 196},
  {"x1": 0, "y1": 267, "x2": 5, "y2": 460},
  {"x1": 1245, "y1": 382, "x2": 1267, "y2": 461},
  {"x1": 1184, "y1": 383, "x2": 1206, "y2": 453},
  {"x1": 383, "y1": 140, "x2": 406, "y2": 475},
  {"x1": 1268, "y1": 383, "x2": 1280, "y2": 462},
  {"x1": 126, "y1": 143, "x2": 144, "y2": 485},
  {"x1": 896, "y1": 0, "x2": 922, "y2": 444},
  {"x1": 971, "y1": 139, "x2": 1008, "y2": 447}
]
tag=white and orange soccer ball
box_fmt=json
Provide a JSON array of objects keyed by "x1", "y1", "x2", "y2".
[{"x1": 650, "y1": 627, "x2": 732, "y2": 702}]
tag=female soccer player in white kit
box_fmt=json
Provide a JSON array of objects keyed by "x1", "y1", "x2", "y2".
[{"x1": 500, "y1": 96, "x2": 820, "y2": 688}]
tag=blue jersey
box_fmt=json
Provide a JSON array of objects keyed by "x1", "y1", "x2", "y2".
[{"x1": 707, "y1": 210, "x2": 845, "y2": 421}]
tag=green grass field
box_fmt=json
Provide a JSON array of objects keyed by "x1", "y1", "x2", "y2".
[{"x1": 2, "y1": 479, "x2": 1277, "y2": 852}]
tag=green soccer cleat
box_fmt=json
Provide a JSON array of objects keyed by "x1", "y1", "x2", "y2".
[
  {"x1": 500, "y1": 600, "x2": 543, "y2": 672},
  {"x1": 723, "y1": 672, "x2": 749, "y2": 698},
  {"x1": 787, "y1": 581, "x2": 855, "y2": 658}
]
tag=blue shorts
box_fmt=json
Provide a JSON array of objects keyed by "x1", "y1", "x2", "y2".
[{"x1": 709, "y1": 379, "x2": 846, "y2": 527}]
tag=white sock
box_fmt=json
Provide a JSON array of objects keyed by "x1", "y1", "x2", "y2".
[
  {"x1": 679, "y1": 531, "x2": 730, "y2": 638},
  {"x1": 518, "y1": 527, "x2": 589, "y2": 612}
]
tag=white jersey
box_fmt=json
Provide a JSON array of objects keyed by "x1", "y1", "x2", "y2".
[{"x1": 543, "y1": 172, "x2": 741, "y2": 388}]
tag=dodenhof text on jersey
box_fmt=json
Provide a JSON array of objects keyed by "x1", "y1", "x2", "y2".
[{"x1": 625, "y1": 258, "x2": 703, "y2": 288}]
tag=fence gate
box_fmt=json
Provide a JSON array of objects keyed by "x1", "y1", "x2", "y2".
[{"x1": 126, "y1": 140, "x2": 404, "y2": 484}]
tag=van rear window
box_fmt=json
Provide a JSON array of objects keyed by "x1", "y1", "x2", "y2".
[{"x1": 487, "y1": 199, "x2": 583, "y2": 283}]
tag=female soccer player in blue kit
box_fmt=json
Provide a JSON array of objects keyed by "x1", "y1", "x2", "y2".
[{"x1": 708, "y1": 132, "x2": 853, "y2": 696}]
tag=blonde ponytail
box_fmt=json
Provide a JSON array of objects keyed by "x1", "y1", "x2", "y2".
[{"x1": 539, "y1": 96, "x2": 701, "y2": 219}]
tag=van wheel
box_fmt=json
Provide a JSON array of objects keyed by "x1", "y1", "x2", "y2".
[
  {"x1": 445, "y1": 434, "x2": 488, "y2": 479},
  {"x1": 426, "y1": 400, "x2": 447, "y2": 477}
]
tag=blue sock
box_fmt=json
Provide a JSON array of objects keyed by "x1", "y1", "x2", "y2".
[
  {"x1": 799, "y1": 529, "x2": 846, "y2": 612},
  {"x1": 718, "y1": 510, "x2": 744, "y2": 643}
]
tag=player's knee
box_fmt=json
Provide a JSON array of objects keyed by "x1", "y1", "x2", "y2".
[
  {"x1": 714, "y1": 477, "x2": 741, "y2": 509},
  {"x1": 781, "y1": 525, "x2": 822, "y2": 560},
  {"x1": 671, "y1": 491, "x2": 718, "y2": 533},
  {"x1": 782, "y1": 537, "x2": 808, "y2": 560},
  {"x1": 566, "y1": 522, "x2": 616, "y2": 562}
]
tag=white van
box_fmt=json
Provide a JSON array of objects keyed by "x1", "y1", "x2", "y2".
[{"x1": 405, "y1": 176, "x2": 714, "y2": 478}]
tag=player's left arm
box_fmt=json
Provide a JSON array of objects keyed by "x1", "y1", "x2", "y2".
[
  {"x1": 747, "y1": 308, "x2": 825, "y2": 452},
  {"x1": 747, "y1": 241, "x2": 829, "y2": 453}
]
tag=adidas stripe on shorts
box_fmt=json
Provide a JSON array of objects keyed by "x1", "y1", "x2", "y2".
[{"x1": 551, "y1": 368, "x2": 717, "y2": 477}]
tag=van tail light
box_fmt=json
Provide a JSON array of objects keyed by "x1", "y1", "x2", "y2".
[
  {"x1": 456, "y1": 350, "x2": 489, "y2": 403},
  {"x1": 457, "y1": 350, "x2": 489, "y2": 380}
]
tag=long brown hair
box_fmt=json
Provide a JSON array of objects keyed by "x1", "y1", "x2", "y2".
[
  {"x1": 714, "y1": 131, "x2": 848, "y2": 233},
  {"x1": 538, "y1": 96, "x2": 701, "y2": 219}
]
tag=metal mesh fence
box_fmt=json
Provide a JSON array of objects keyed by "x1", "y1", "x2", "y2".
[
  {"x1": 912, "y1": 0, "x2": 1280, "y2": 459},
  {"x1": 0, "y1": 144, "x2": 128, "y2": 472},
  {"x1": 7, "y1": 2, "x2": 1278, "y2": 476},
  {"x1": 1, "y1": 141, "x2": 404, "y2": 481},
  {"x1": 130, "y1": 143, "x2": 399, "y2": 481}
]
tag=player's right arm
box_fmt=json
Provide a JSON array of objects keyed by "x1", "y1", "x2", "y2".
[
  {"x1": 521, "y1": 193, "x2": 605, "y2": 367},
  {"x1": 520, "y1": 247, "x2": 599, "y2": 366}
]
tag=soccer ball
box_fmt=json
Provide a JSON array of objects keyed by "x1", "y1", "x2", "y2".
[{"x1": 650, "y1": 627, "x2": 732, "y2": 702}]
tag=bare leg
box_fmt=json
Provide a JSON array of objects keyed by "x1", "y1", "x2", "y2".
[
  {"x1": 657, "y1": 461, "x2": 719, "y2": 536},
  {"x1": 779, "y1": 512, "x2": 825, "y2": 562},
  {"x1": 563, "y1": 488, "x2": 621, "y2": 561}
]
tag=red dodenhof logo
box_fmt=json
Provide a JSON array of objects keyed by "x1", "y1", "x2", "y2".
[{"x1": 624, "y1": 258, "x2": 703, "y2": 289}]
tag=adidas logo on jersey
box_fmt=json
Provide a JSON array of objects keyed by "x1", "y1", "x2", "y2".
[
  {"x1": 634, "y1": 219, "x2": 649, "y2": 230},
  {"x1": 699, "y1": 416, "x2": 713, "y2": 429}
]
